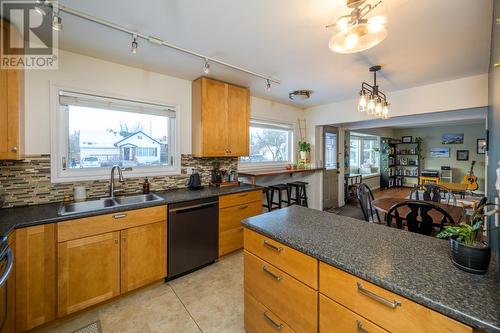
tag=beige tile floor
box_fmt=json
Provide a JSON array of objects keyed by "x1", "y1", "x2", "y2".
[{"x1": 37, "y1": 251, "x2": 244, "y2": 333}]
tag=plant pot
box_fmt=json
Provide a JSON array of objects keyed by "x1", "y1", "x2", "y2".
[
  {"x1": 299, "y1": 151, "x2": 308, "y2": 161},
  {"x1": 449, "y1": 239, "x2": 491, "y2": 274}
]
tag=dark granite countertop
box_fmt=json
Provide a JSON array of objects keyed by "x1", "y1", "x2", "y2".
[
  {"x1": 241, "y1": 205, "x2": 500, "y2": 333},
  {"x1": 0, "y1": 183, "x2": 262, "y2": 237}
]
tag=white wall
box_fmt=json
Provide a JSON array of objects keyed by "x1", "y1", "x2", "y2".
[{"x1": 24, "y1": 50, "x2": 304, "y2": 156}]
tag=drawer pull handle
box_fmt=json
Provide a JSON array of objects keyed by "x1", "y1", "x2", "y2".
[
  {"x1": 263, "y1": 311, "x2": 284, "y2": 330},
  {"x1": 263, "y1": 240, "x2": 283, "y2": 253},
  {"x1": 262, "y1": 265, "x2": 282, "y2": 281},
  {"x1": 356, "y1": 320, "x2": 370, "y2": 333},
  {"x1": 238, "y1": 193, "x2": 248, "y2": 197},
  {"x1": 239, "y1": 205, "x2": 249, "y2": 210},
  {"x1": 357, "y1": 282, "x2": 401, "y2": 309},
  {"x1": 113, "y1": 213, "x2": 128, "y2": 219}
]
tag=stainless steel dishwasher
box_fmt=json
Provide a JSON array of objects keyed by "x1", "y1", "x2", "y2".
[{"x1": 167, "y1": 197, "x2": 218, "y2": 279}]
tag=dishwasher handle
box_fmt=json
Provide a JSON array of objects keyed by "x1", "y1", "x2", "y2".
[
  {"x1": 169, "y1": 202, "x2": 218, "y2": 214},
  {"x1": 0, "y1": 247, "x2": 13, "y2": 287}
]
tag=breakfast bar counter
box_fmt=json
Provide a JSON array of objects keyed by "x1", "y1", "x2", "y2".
[{"x1": 241, "y1": 205, "x2": 499, "y2": 333}]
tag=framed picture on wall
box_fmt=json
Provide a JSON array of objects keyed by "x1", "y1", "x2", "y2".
[
  {"x1": 429, "y1": 147, "x2": 450, "y2": 158},
  {"x1": 401, "y1": 136, "x2": 412, "y2": 143},
  {"x1": 477, "y1": 139, "x2": 486, "y2": 154},
  {"x1": 456, "y1": 150, "x2": 469, "y2": 161},
  {"x1": 442, "y1": 133, "x2": 464, "y2": 144}
]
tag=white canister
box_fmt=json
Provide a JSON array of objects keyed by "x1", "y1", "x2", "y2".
[{"x1": 74, "y1": 186, "x2": 87, "y2": 202}]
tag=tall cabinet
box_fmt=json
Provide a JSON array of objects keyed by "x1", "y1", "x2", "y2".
[
  {"x1": 0, "y1": 20, "x2": 25, "y2": 160},
  {"x1": 192, "y1": 77, "x2": 250, "y2": 157}
]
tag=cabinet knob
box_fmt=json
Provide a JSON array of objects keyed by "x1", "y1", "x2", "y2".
[{"x1": 10, "y1": 147, "x2": 17, "y2": 153}]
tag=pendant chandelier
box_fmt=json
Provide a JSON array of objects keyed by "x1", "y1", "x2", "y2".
[
  {"x1": 358, "y1": 65, "x2": 389, "y2": 119},
  {"x1": 327, "y1": 0, "x2": 387, "y2": 54}
]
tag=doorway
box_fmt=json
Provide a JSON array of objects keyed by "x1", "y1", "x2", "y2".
[{"x1": 322, "y1": 126, "x2": 339, "y2": 209}]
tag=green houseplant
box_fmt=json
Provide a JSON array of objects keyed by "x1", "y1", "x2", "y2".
[
  {"x1": 298, "y1": 141, "x2": 311, "y2": 162},
  {"x1": 414, "y1": 137, "x2": 424, "y2": 160},
  {"x1": 437, "y1": 204, "x2": 495, "y2": 274}
]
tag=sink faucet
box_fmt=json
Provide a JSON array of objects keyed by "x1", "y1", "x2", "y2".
[{"x1": 109, "y1": 165, "x2": 125, "y2": 197}]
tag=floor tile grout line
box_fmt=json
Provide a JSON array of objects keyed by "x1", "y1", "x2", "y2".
[{"x1": 168, "y1": 283, "x2": 204, "y2": 333}]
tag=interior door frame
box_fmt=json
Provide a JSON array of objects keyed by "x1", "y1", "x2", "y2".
[{"x1": 321, "y1": 126, "x2": 340, "y2": 209}]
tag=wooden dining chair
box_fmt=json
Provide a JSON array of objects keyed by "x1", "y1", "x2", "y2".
[
  {"x1": 409, "y1": 184, "x2": 457, "y2": 206},
  {"x1": 386, "y1": 200, "x2": 456, "y2": 236},
  {"x1": 356, "y1": 183, "x2": 381, "y2": 223}
]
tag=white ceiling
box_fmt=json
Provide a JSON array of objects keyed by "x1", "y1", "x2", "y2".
[{"x1": 38, "y1": 0, "x2": 496, "y2": 107}]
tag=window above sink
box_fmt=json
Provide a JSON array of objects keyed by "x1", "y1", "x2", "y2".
[{"x1": 50, "y1": 87, "x2": 181, "y2": 183}]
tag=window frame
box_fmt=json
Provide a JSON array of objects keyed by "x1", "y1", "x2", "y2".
[
  {"x1": 239, "y1": 118, "x2": 295, "y2": 170},
  {"x1": 50, "y1": 84, "x2": 181, "y2": 183},
  {"x1": 350, "y1": 134, "x2": 380, "y2": 172}
]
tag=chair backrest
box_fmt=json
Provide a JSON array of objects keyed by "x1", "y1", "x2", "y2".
[
  {"x1": 386, "y1": 200, "x2": 456, "y2": 236},
  {"x1": 410, "y1": 184, "x2": 457, "y2": 206},
  {"x1": 356, "y1": 183, "x2": 380, "y2": 223}
]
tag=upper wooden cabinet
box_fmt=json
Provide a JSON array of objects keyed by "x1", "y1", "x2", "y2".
[
  {"x1": 192, "y1": 77, "x2": 250, "y2": 157},
  {"x1": 0, "y1": 20, "x2": 25, "y2": 160}
]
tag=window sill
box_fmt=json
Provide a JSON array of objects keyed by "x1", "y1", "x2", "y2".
[
  {"x1": 238, "y1": 162, "x2": 292, "y2": 172},
  {"x1": 51, "y1": 168, "x2": 181, "y2": 183},
  {"x1": 359, "y1": 173, "x2": 380, "y2": 179}
]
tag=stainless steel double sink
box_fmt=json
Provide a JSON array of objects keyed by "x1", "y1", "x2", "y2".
[{"x1": 58, "y1": 193, "x2": 163, "y2": 216}]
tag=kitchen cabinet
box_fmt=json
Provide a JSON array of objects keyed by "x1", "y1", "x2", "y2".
[
  {"x1": 219, "y1": 191, "x2": 262, "y2": 256},
  {"x1": 58, "y1": 232, "x2": 121, "y2": 317},
  {"x1": 121, "y1": 222, "x2": 166, "y2": 293},
  {"x1": 0, "y1": 19, "x2": 24, "y2": 160},
  {"x1": 57, "y1": 206, "x2": 167, "y2": 317},
  {"x1": 15, "y1": 225, "x2": 56, "y2": 332},
  {"x1": 192, "y1": 77, "x2": 250, "y2": 157}
]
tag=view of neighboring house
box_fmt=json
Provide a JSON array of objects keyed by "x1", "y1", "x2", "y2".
[{"x1": 77, "y1": 130, "x2": 166, "y2": 168}]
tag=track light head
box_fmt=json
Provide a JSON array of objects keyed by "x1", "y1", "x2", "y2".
[
  {"x1": 52, "y1": 14, "x2": 62, "y2": 31},
  {"x1": 131, "y1": 35, "x2": 138, "y2": 54},
  {"x1": 266, "y1": 79, "x2": 271, "y2": 92},
  {"x1": 203, "y1": 59, "x2": 210, "y2": 74},
  {"x1": 35, "y1": 1, "x2": 49, "y2": 16}
]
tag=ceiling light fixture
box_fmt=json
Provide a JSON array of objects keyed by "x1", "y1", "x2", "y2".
[
  {"x1": 131, "y1": 34, "x2": 138, "y2": 54},
  {"x1": 326, "y1": 0, "x2": 387, "y2": 54},
  {"x1": 289, "y1": 90, "x2": 312, "y2": 101},
  {"x1": 52, "y1": 11, "x2": 62, "y2": 31},
  {"x1": 203, "y1": 59, "x2": 210, "y2": 74},
  {"x1": 358, "y1": 65, "x2": 389, "y2": 119},
  {"x1": 53, "y1": 4, "x2": 280, "y2": 88},
  {"x1": 266, "y1": 80, "x2": 271, "y2": 92}
]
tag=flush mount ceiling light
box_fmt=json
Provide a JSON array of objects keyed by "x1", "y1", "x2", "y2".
[
  {"x1": 289, "y1": 90, "x2": 312, "y2": 101},
  {"x1": 326, "y1": 0, "x2": 387, "y2": 54},
  {"x1": 358, "y1": 65, "x2": 389, "y2": 119}
]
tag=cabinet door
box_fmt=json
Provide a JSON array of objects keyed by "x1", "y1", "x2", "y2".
[
  {"x1": 227, "y1": 84, "x2": 250, "y2": 156},
  {"x1": 15, "y1": 225, "x2": 56, "y2": 332},
  {"x1": 201, "y1": 78, "x2": 229, "y2": 156},
  {"x1": 58, "y1": 232, "x2": 120, "y2": 317},
  {"x1": 121, "y1": 222, "x2": 167, "y2": 293},
  {"x1": 0, "y1": 21, "x2": 24, "y2": 160}
]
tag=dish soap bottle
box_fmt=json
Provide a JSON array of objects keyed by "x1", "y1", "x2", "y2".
[{"x1": 143, "y1": 177, "x2": 150, "y2": 194}]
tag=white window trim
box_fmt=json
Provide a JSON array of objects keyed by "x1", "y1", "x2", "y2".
[
  {"x1": 239, "y1": 118, "x2": 295, "y2": 171},
  {"x1": 50, "y1": 83, "x2": 181, "y2": 183}
]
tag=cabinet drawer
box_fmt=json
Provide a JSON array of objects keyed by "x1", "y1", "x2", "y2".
[
  {"x1": 244, "y1": 251, "x2": 317, "y2": 333},
  {"x1": 244, "y1": 228, "x2": 317, "y2": 289},
  {"x1": 245, "y1": 290, "x2": 296, "y2": 333},
  {"x1": 319, "y1": 294, "x2": 389, "y2": 333},
  {"x1": 58, "y1": 206, "x2": 166, "y2": 242},
  {"x1": 220, "y1": 201, "x2": 262, "y2": 232},
  {"x1": 219, "y1": 227, "x2": 244, "y2": 256},
  {"x1": 319, "y1": 263, "x2": 472, "y2": 333},
  {"x1": 219, "y1": 190, "x2": 262, "y2": 208}
]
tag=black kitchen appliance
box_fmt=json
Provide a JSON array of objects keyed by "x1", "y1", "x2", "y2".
[
  {"x1": 0, "y1": 236, "x2": 13, "y2": 331},
  {"x1": 187, "y1": 172, "x2": 203, "y2": 190},
  {"x1": 167, "y1": 198, "x2": 218, "y2": 279}
]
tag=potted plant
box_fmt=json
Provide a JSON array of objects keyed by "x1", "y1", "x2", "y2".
[
  {"x1": 298, "y1": 141, "x2": 311, "y2": 161},
  {"x1": 414, "y1": 137, "x2": 424, "y2": 160},
  {"x1": 437, "y1": 205, "x2": 495, "y2": 274}
]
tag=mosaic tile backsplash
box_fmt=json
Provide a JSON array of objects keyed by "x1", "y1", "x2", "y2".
[{"x1": 0, "y1": 154, "x2": 238, "y2": 208}]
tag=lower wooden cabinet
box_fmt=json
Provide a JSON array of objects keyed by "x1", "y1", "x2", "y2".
[
  {"x1": 244, "y1": 291, "x2": 296, "y2": 333},
  {"x1": 121, "y1": 222, "x2": 166, "y2": 293},
  {"x1": 15, "y1": 224, "x2": 56, "y2": 332},
  {"x1": 58, "y1": 231, "x2": 121, "y2": 317}
]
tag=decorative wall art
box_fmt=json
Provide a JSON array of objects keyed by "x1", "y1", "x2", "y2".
[
  {"x1": 456, "y1": 150, "x2": 469, "y2": 161},
  {"x1": 441, "y1": 133, "x2": 464, "y2": 144},
  {"x1": 429, "y1": 147, "x2": 450, "y2": 158}
]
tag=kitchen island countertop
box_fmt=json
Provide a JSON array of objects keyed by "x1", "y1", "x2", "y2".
[{"x1": 242, "y1": 205, "x2": 500, "y2": 333}]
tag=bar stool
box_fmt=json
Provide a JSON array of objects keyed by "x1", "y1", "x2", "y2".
[
  {"x1": 287, "y1": 181, "x2": 309, "y2": 207},
  {"x1": 266, "y1": 184, "x2": 292, "y2": 211},
  {"x1": 262, "y1": 187, "x2": 272, "y2": 212}
]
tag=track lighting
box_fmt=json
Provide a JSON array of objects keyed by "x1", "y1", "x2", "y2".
[
  {"x1": 203, "y1": 59, "x2": 210, "y2": 74},
  {"x1": 131, "y1": 35, "x2": 138, "y2": 54},
  {"x1": 266, "y1": 80, "x2": 271, "y2": 92},
  {"x1": 52, "y1": 11, "x2": 62, "y2": 31},
  {"x1": 35, "y1": 0, "x2": 49, "y2": 16}
]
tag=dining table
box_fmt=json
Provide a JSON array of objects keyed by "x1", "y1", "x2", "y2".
[{"x1": 372, "y1": 198, "x2": 466, "y2": 225}]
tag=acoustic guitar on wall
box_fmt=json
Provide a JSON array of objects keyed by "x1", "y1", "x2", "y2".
[{"x1": 462, "y1": 160, "x2": 478, "y2": 191}]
